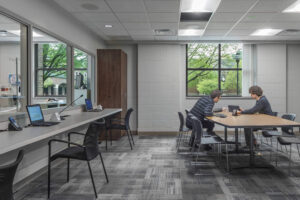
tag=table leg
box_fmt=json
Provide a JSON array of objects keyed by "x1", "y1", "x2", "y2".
[
  {"x1": 235, "y1": 128, "x2": 239, "y2": 152},
  {"x1": 224, "y1": 127, "x2": 227, "y2": 143},
  {"x1": 250, "y1": 128, "x2": 254, "y2": 166},
  {"x1": 231, "y1": 127, "x2": 273, "y2": 170}
]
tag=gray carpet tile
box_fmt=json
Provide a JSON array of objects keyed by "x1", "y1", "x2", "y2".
[{"x1": 14, "y1": 134, "x2": 300, "y2": 200}]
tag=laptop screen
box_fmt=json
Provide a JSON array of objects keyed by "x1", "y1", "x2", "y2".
[
  {"x1": 85, "y1": 99, "x2": 93, "y2": 111},
  {"x1": 27, "y1": 105, "x2": 44, "y2": 122},
  {"x1": 228, "y1": 105, "x2": 240, "y2": 112}
]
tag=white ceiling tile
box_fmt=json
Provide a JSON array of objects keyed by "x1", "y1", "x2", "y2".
[
  {"x1": 54, "y1": 0, "x2": 111, "y2": 12},
  {"x1": 155, "y1": 36, "x2": 178, "y2": 40},
  {"x1": 131, "y1": 35, "x2": 155, "y2": 40},
  {"x1": 216, "y1": 0, "x2": 257, "y2": 12},
  {"x1": 148, "y1": 12, "x2": 179, "y2": 22},
  {"x1": 128, "y1": 29, "x2": 154, "y2": 35},
  {"x1": 101, "y1": 28, "x2": 128, "y2": 36},
  {"x1": 52, "y1": 0, "x2": 300, "y2": 41},
  {"x1": 106, "y1": 0, "x2": 147, "y2": 12},
  {"x1": 123, "y1": 23, "x2": 151, "y2": 30},
  {"x1": 234, "y1": 22, "x2": 269, "y2": 30},
  {"x1": 206, "y1": 22, "x2": 236, "y2": 29},
  {"x1": 267, "y1": 22, "x2": 300, "y2": 29},
  {"x1": 228, "y1": 29, "x2": 255, "y2": 36},
  {"x1": 179, "y1": 22, "x2": 207, "y2": 29},
  {"x1": 151, "y1": 23, "x2": 178, "y2": 30},
  {"x1": 177, "y1": 36, "x2": 204, "y2": 40},
  {"x1": 271, "y1": 13, "x2": 300, "y2": 22},
  {"x1": 250, "y1": 0, "x2": 296, "y2": 13},
  {"x1": 144, "y1": 0, "x2": 180, "y2": 12},
  {"x1": 116, "y1": 13, "x2": 148, "y2": 23},
  {"x1": 73, "y1": 12, "x2": 118, "y2": 22},
  {"x1": 210, "y1": 12, "x2": 244, "y2": 22},
  {"x1": 204, "y1": 29, "x2": 228, "y2": 36},
  {"x1": 243, "y1": 13, "x2": 276, "y2": 23},
  {"x1": 108, "y1": 35, "x2": 132, "y2": 41}
]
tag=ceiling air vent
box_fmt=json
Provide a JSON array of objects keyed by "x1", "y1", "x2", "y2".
[{"x1": 154, "y1": 29, "x2": 175, "y2": 36}]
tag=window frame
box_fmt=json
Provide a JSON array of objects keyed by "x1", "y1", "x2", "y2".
[
  {"x1": 186, "y1": 43, "x2": 243, "y2": 97},
  {"x1": 0, "y1": 9, "x2": 96, "y2": 121},
  {"x1": 33, "y1": 39, "x2": 68, "y2": 98}
]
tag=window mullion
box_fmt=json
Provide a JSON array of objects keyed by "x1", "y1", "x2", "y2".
[
  {"x1": 67, "y1": 45, "x2": 73, "y2": 105},
  {"x1": 218, "y1": 44, "x2": 221, "y2": 91}
]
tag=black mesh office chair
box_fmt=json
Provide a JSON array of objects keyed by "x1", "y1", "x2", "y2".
[
  {"x1": 48, "y1": 122, "x2": 109, "y2": 199},
  {"x1": 0, "y1": 150, "x2": 24, "y2": 200},
  {"x1": 262, "y1": 113, "x2": 296, "y2": 144},
  {"x1": 106, "y1": 108, "x2": 134, "y2": 150},
  {"x1": 191, "y1": 117, "x2": 229, "y2": 172},
  {"x1": 177, "y1": 112, "x2": 190, "y2": 150}
]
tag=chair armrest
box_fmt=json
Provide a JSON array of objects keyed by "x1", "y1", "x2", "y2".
[{"x1": 48, "y1": 139, "x2": 84, "y2": 148}]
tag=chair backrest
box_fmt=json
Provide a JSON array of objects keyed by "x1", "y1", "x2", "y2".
[
  {"x1": 0, "y1": 150, "x2": 24, "y2": 200},
  {"x1": 185, "y1": 109, "x2": 189, "y2": 116},
  {"x1": 83, "y1": 123, "x2": 101, "y2": 160},
  {"x1": 191, "y1": 117, "x2": 204, "y2": 143},
  {"x1": 125, "y1": 108, "x2": 134, "y2": 129},
  {"x1": 178, "y1": 112, "x2": 184, "y2": 132},
  {"x1": 281, "y1": 113, "x2": 297, "y2": 135}
]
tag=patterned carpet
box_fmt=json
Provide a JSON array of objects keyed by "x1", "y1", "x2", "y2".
[{"x1": 15, "y1": 135, "x2": 300, "y2": 200}]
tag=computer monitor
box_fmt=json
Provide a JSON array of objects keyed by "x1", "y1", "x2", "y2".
[
  {"x1": 26, "y1": 105, "x2": 44, "y2": 123},
  {"x1": 85, "y1": 99, "x2": 93, "y2": 111}
]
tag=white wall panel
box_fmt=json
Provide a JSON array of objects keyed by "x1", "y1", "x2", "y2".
[
  {"x1": 138, "y1": 44, "x2": 182, "y2": 132},
  {"x1": 257, "y1": 44, "x2": 287, "y2": 114},
  {"x1": 287, "y1": 45, "x2": 300, "y2": 121}
]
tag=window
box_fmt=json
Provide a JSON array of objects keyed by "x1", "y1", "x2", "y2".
[
  {"x1": 187, "y1": 43, "x2": 243, "y2": 97},
  {"x1": 32, "y1": 28, "x2": 67, "y2": 108},
  {"x1": 0, "y1": 14, "x2": 27, "y2": 115},
  {"x1": 73, "y1": 48, "x2": 93, "y2": 105}
]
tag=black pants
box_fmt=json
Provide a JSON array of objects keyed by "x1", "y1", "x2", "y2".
[
  {"x1": 187, "y1": 120, "x2": 215, "y2": 146},
  {"x1": 244, "y1": 128, "x2": 259, "y2": 146}
]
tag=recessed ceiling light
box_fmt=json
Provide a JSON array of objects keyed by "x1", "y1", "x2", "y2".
[
  {"x1": 283, "y1": 0, "x2": 300, "y2": 13},
  {"x1": 181, "y1": 0, "x2": 221, "y2": 12},
  {"x1": 251, "y1": 29, "x2": 283, "y2": 36},
  {"x1": 178, "y1": 29, "x2": 204, "y2": 36},
  {"x1": 105, "y1": 25, "x2": 113, "y2": 28}
]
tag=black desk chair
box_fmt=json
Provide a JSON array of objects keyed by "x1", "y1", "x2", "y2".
[
  {"x1": 106, "y1": 108, "x2": 134, "y2": 150},
  {"x1": 262, "y1": 113, "x2": 296, "y2": 147},
  {"x1": 48, "y1": 122, "x2": 109, "y2": 199},
  {"x1": 191, "y1": 117, "x2": 229, "y2": 172},
  {"x1": 177, "y1": 112, "x2": 190, "y2": 150},
  {"x1": 0, "y1": 150, "x2": 24, "y2": 200}
]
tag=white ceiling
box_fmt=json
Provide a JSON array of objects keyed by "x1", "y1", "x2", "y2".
[{"x1": 50, "y1": 0, "x2": 300, "y2": 42}]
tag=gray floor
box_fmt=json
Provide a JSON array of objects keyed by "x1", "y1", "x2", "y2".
[{"x1": 15, "y1": 134, "x2": 300, "y2": 200}]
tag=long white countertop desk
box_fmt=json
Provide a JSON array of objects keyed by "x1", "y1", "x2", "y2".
[{"x1": 0, "y1": 108, "x2": 122, "y2": 155}]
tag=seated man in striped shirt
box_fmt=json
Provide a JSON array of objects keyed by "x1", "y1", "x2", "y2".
[{"x1": 186, "y1": 90, "x2": 222, "y2": 147}]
